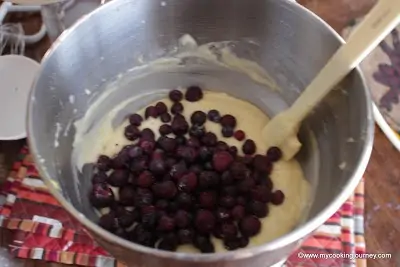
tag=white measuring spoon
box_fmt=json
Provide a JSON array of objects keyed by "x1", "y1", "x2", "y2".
[{"x1": 262, "y1": 0, "x2": 400, "y2": 160}]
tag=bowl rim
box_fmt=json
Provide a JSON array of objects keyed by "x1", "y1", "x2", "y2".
[{"x1": 27, "y1": 0, "x2": 374, "y2": 262}]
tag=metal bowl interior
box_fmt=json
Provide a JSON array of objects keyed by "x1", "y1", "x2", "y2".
[{"x1": 27, "y1": 0, "x2": 374, "y2": 266}]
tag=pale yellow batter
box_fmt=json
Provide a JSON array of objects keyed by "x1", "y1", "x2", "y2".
[{"x1": 89, "y1": 91, "x2": 310, "y2": 253}]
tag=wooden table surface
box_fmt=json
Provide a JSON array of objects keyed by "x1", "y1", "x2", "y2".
[{"x1": 1, "y1": 0, "x2": 400, "y2": 266}]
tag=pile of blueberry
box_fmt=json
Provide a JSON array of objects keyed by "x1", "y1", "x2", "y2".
[{"x1": 89, "y1": 86, "x2": 285, "y2": 253}]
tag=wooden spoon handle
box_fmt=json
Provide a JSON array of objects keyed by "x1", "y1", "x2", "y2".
[{"x1": 289, "y1": 0, "x2": 400, "y2": 122}]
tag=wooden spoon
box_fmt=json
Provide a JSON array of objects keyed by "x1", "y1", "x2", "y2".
[{"x1": 262, "y1": 0, "x2": 400, "y2": 160}]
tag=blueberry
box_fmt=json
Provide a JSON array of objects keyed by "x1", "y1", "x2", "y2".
[
  {"x1": 219, "y1": 196, "x2": 236, "y2": 209},
  {"x1": 236, "y1": 196, "x2": 247, "y2": 206},
  {"x1": 134, "y1": 189, "x2": 153, "y2": 207},
  {"x1": 124, "y1": 125, "x2": 141, "y2": 141},
  {"x1": 129, "y1": 113, "x2": 143, "y2": 126},
  {"x1": 169, "y1": 161, "x2": 187, "y2": 180},
  {"x1": 270, "y1": 190, "x2": 285, "y2": 205},
  {"x1": 194, "y1": 209, "x2": 216, "y2": 234},
  {"x1": 151, "y1": 149, "x2": 164, "y2": 160},
  {"x1": 198, "y1": 171, "x2": 219, "y2": 190},
  {"x1": 140, "y1": 140, "x2": 156, "y2": 154},
  {"x1": 92, "y1": 172, "x2": 107, "y2": 184},
  {"x1": 204, "y1": 161, "x2": 214, "y2": 171},
  {"x1": 221, "y1": 186, "x2": 237, "y2": 197},
  {"x1": 242, "y1": 139, "x2": 256, "y2": 155},
  {"x1": 171, "y1": 102, "x2": 184, "y2": 114},
  {"x1": 165, "y1": 157, "x2": 177, "y2": 169},
  {"x1": 145, "y1": 106, "x2": 158, "y2": 119},
  {"x1": 234, "y1": 130, "x2": 245, "y2": 141},
  {"x1": 129, "y1": 114, "x2": 143, "y2": 126},
  {"x1": 221, "y1": 127, "x2": 234, "y2": 138},
  {"x1": 201, "y1": 132, "x2": 217, "y2": 146},
  {"x1": 175, "y1": 136, "x2": 187, "y2": 145},
  {"x1": 155, "y1": 199, "x2": 169, "y2": 210},
  {"x1": 247, "y1": 201, "x2": 268, "y2": 218},
  {"x1": 158, "y1": 136, "x2": 177, "y2": 153},
  {"x1": 177, "y1": 146, "x2": 198, "y2": 163},
  {"x1": 185, "y1": 86, "x2": 203, "y2": 102},
  {"x1": 216, "y1": 141, "x2": 229, "y2": 152},
  {"x1": 190, "y1": 111, "x2": 207, "y2": 125},
  {"x1": 141, "y1": 211, "x2": 158, "y2": 230},
  {"x1": 259, "y1": 176, "x2": 274, "y2": 190},
  {"x1": 212, "y1": 151, "x2": 233, "y2": 172},
  {"x1": 160, "y1": 113, "x2": 172, "y2": 123},
  {"x1": 177, "y1": 172, "x2": 198, "y2": 192},
  {"x1": 169, "y1": 90, "x2": 183, "y2": 102},
  {"x1": 236, "y1": 196, "x2": 248, "y2": 206},
  {"x1": 250, "y1": 185, "x2": 271, "y2": 203},
  {"x1": 136, "y1": 171, "x2": 154, "y2": 188},
  {"x1": 119, "y1": 186, "x2": 136, "y2": 206},
  {"x1": 237, "y1": 178, "x2": 256, "y2": 193},
  {"x1": 228, "y1": 146, "x2": 238, "y2": 157},
  {"x1": 130, "y1": 156, "x2": 148, "y2": 173},
  {"x1": 157, "y1": 215, "x2": 175, "y2": 231},
  {"x1": 187, "y1": 137, "x2": 201, "y2": 148},
  {"x1": 171, "y1": 114, "x2": 189, "y2": 136},
  {"x1": 194, "y1": 235, "x2": 215, "y2": 253},
  {"x1": 239, "y1": 216, "x2": 261, "y2": 237},
  {"x1": 176, "y1": 192, "x2": 193, "y2": 210},
  {"x1": 220, "y1": 171, "x2": 234, "y2": 185},
  {"x1": 230, "y1": 162, "x2": 251, "y2": 180},
  {"x1": 107, "y1": 169, "x2": 129, "y2": 187},
  {"x1": 128, "y1": 146, "x2": 143, "y2": 159},
  {"x1": 199, "y1": 146, "x2": 212, "y2": 161},
  {"x1": 238, "y1": 236, "x2": 249, "y2": 248},
  {"x1": 167, "y1": 201, "x2": 179, "y2": 213},
  {"x1": 149, "y1": 159, "x2": 166, "y2": 175},
  {"x1": 98, "y1": 213, "x2": 117, "y2": 231},
  {"x1": 267, "y1": 146, "x2": 283, "y2": 162},
  {"x1": 238, "y1": 155, "x2": 253, "y2": 166},
  {"x1": 189, "y1": 125, "x2": 206, "y2": 138},
  {"x1": 89, "y1": 183, "x2": 114, "y2": 208},
  {"x1": 189, "y1": 164, "x2": 203, "y2": 175},
  {"x1": 141, "y1": 205, "x2": 156, "y2": 215},
  {"x1": 96, "y1": 155, "x2": 111, "y2": 171},
  {"x1": 155, "y1": 102, "x2": 168, "y2": 115},
  {"x1": 117, "y1": 209, "x2": 138, "y2": 228},
  {"x1": 224, "y1": 237, "x2": 241, "y2": 251},
  {"x1": 207, "y1": 109, "x2": 221, "y2": 122},
  {"x1": 252, "y1": 155, "x2": 272, "y2": 173},
  {"x1": 158, "y1": 233, "x2": 178, "y2": 251},
  {"x1": 141, "y1": 128, "x2": 156, "y2": 141},
  {"x1": 131, "y1": 225, "x2": 156, "y2": 247},
  {"x1": 111, "y1": 153, "x2": 129, "y2": 169},
  {"x1": 174, "y1": 210, "x2": 191, "y2": 228},
  {"x1": 152, "y1": 181, "x2": 177, "y2": 199},
  {"x1": 231, "y1": 205, "x2": 245, "y2": 221},
  {"x1": 199, "y1": 191, "x2": 217, "y2": 209},
  {"x1": 159, "y1": 124, "x2": 173, "y2": 136},
  {"x1": 215, "y1": 208, "x2": 232, "y2": 222},
  {"x1": 221, "y1": 222, "x2": 238, "y2": 239},
  {"x1": 220, "y1": 114, "x2": 236, "y2": 128}
]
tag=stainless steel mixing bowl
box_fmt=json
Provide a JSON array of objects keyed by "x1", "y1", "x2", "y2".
[{"x1": 27, "y1": 0, "x2": 374, "y2": 266}]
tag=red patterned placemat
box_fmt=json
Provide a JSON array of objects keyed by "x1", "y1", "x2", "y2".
[{"x1": 0, "y1": 147, "x2": 366, "y2": 267}]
